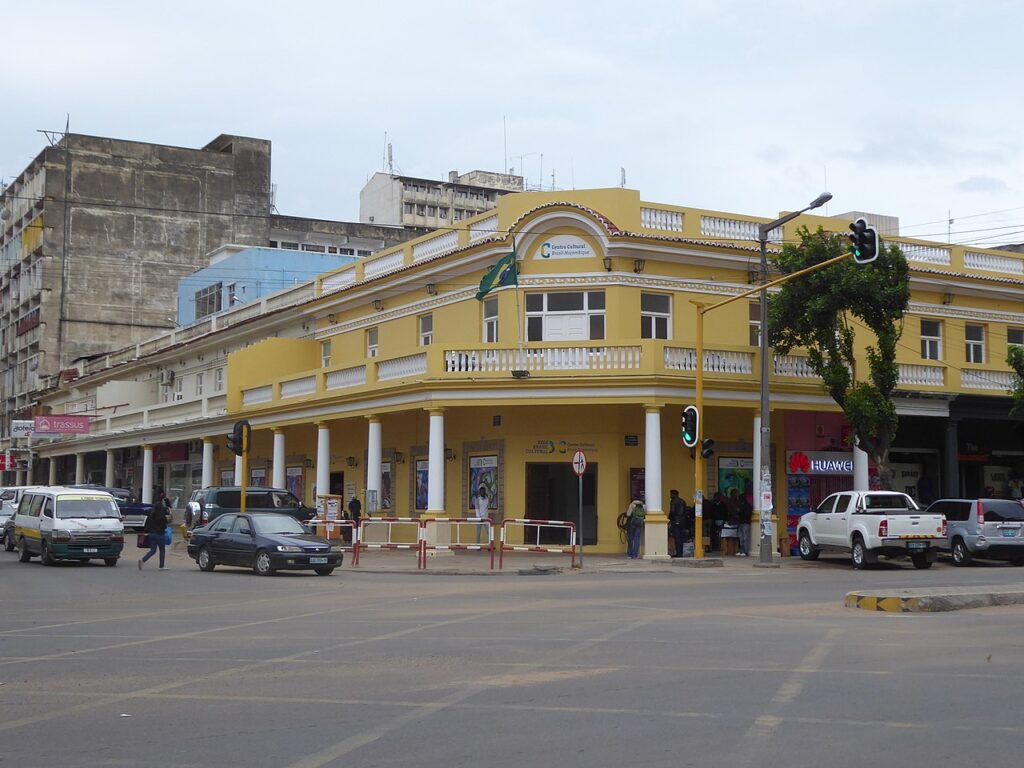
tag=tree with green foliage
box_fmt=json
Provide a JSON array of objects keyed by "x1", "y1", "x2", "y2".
[
  {"x1": 768, "y1": 226, "x2": 910, "y2": 490},
  {"x1": 1008, "y1": 346, "x2": 1024, "y2": 417}
]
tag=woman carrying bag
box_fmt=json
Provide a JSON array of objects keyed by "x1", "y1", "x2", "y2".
[{"x1": 138, "y1": 501, "x2": 171, "y2": 570}]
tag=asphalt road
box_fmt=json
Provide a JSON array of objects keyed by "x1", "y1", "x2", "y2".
[{"x1": 2, "y1": 548, "x2": 1024, "y2": 768}]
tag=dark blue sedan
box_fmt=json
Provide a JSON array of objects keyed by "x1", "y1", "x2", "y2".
[{"x1": 186, "y1": 512, "x2": 342, "y2": 576}]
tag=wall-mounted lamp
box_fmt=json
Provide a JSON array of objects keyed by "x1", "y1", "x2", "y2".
[
  {"x1": 372, "y1": 299, "x2": 384, "y2": 311},
  {"x1": 444, "y1": 447, "x2": 456, "y2": 462},
  {"x1": 426, "y1": 283, "x2": 437, "y2": 296},
  {"x1": 303, "y1": 458, "x2": 313, "y2": 468},
  {"x1": 327, "y1": 313, "x2": 336, "y2": 324},
  {"x1": 346, "y1": 456, "x2": 358, "y2": 468},
  {"x1": 392, "y1": 451, "x2": 405, "y2": 464},
  {"x1": 602, "y1": 256, "x2": 613, "y2": 272},
  {"x1": 941, "y1": 293, "x2": 954, "y2": 305},
  {"x1": 633, "y1": 259, "x2": 646, "y2": 274}
]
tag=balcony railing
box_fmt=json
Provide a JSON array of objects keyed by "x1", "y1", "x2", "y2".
[
  {"x1": 962, "y1": 369, "x2": 1016, "y2": 391},
  {"x1": 663, "y1": 347, "x2": 753, "y2": 374},
  {"x1": 445, "y1": 346, "x2": 642, "y2": 373},
  {"x1": 898, "y1": 363, "x2": 945, "y2": 387}
]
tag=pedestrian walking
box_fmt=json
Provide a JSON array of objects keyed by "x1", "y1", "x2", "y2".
[
  {"x1": 738, "y1": 486, "x2": 753, "y2": 556},
  {"x1": 348, "y1": 496, "x2": 362, "y2": 524},
  {"x1": 138, "y1": 500, "x2": 170, "y2": 570},
  {"x1": 473, "y1": 485, "x2": 489, "y2": 543},
  {"x1": 625, "y1": 499, "x2": 645, "y2": 559},
  {"x1": 668, "y1": 489, "x2": 688, "y2": 557}
]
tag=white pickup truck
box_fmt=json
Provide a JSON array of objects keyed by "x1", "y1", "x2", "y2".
[{"x1": 797, "y1": 490, "x2": 946, "y2": 569}]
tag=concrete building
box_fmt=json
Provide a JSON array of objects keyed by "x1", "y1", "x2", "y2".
[
  {"x1": 0, "y1": 133, "x2": 413, "y2": 441},
  {"x1": 24, "y1": 188, "x2": 1024, "y2": 559},
  {"x1": 360, "y1": 169, "x2": 524, "y2": 229}
]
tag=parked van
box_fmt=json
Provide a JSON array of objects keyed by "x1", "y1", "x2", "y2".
[
  {"x1": 13, "y1": 486, "x2": 124, "y2": 566},
  {"x1": 2, "y1": 486, "x2": 45, "y2": 551}
]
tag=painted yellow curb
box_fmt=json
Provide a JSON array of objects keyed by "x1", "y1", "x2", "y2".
[{"x1": 845, "y1": 593, "x2": 921, "y2": 612}]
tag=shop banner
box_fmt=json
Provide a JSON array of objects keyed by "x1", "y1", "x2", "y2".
[
  {"x1": 786, "y1": 450, "x2": 854, "y2": 475},
  {"x1": 34, "y1": 415, "x2": 90, "y2": 434}
]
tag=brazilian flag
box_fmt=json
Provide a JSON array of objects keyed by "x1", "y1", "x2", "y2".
[{"x1": 475, "y1": 252, "x2": 517, "y2": 301}]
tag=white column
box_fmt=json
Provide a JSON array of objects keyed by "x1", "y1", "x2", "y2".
[
  {"x1": 642, "y1": 405, "x2": 669, "y2": 560},
  {"x1": 367, "y1": 416, "x2": 382, "y2": 513},
  {"x1": 15, "y1": 469, "x2": 25, "y2": 485},
  {"x1": 234, "y1": 455, "x2": 243, "y2": 486},
  {"x1": 202, "y1": 438, "x2": 215, "y2": 488},
  {"x1": 751, "y1": 415, "x2": 762, "y2": 558},
  {"x1": 104, "y1": 449, "x2": 115, "y2": 488},
  {"x1": 272, "y1": 429, "x2": 286, "y2": 488},
  {"x1": 48, "y1": 458, "x2": 58, "y2": 485},
  {"x1": 854, "y1": 438, "x2": 870, "y2": 491},
  {"x1": 427, "y1": 409, "x2": 445, "y2": 512},
  {"x1": 75, "y1": 453, "x2": 85, "y2": 484},
  {"x1": 316, "y1": 423, "x2": 331, "y2": 499},
  {"x1": 142, "y1": 446, "x2": 154, "y2": 504}
]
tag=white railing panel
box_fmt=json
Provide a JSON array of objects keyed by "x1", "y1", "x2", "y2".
[
  {"x1": 898, "y1": 364, "x2": 945, "y2": 387},
  {"x1": 445, "y1": 347, "x2": 641, "y2": 373},
  {"x1": 363, "y1": 251, "x2": 405, "y2": 279},
  {"x1": 640, "y1": 207, "x2": 683, "y2": 232},
  {"x1": 413, "y1": 230, "x2": 459, "y2": 262},
  {"x1": 280, "y1": 375, "x2": 316, "y2": 399},
  {"x1": 325, "y1": 366, "x2": 367, "y2": 390},
  {"x1": 469, "y1": 215, "x2": 499, "y2": 242},
  {"x1": 773, "y1": 354, "x2": 819, "y2": 378},
  {"x1": 377, "y1": 353, "x2": 428, "y2": 381},
  {"x1": 700, "y1": 215, "x2": 781, "y2": 243},
  {"x1": 242, "y1": 385, "x2": 274, "y2": 405},
  {"x1": 899, "y1": 243, "x2": 951, "y2": 266},
  {"x1": 321, "y1": 270, "x2": 356, "y2": 294},
  {"x1": 964, "y1": 251, "x2": 1024, "y2": 276},
  {"x1": 663, "y1": 347, "x2": 753, "y2": 373},
  {"x1": 962, "y1": 369, "x2": 1016, "y2": 390}
]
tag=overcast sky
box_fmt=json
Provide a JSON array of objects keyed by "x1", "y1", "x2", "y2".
[{"x1": 3, "y1": 0, "x2": 1022, "y2": 247}]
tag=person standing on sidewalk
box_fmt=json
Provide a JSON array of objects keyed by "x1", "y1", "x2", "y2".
[
  {"x1": 138, "y1": 501, "x2": 170, "y2": 570},
  {"x1": 668, "y1": 489, "x2": 687, "y2": 557},
  {"x1": 737, "y1": 487, "x2": 753, "y2": 557},
  {"x1": 625, "y1": 499, "x2": 645, "y2": 559}
]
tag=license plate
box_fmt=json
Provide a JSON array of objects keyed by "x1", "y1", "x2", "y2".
[
  {"x1": 906, "y1": 541, "x2": 928, "y2": 550},
  {"x1": 309, "y1": 557, "x2": 328, "y2": 564},
  {"x1": 83, "y1": 548, "x2": 98, "y2": 553},
  {"x1": 1002, "y1": 529, "x2": 1017, "y2": 538}
]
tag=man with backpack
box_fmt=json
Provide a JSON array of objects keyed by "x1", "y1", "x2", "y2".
[{"x1": 625, "y1": 499, "x2": 645, "y2": 559}]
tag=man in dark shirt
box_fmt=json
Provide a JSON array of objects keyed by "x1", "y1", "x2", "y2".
[{"x1": 668, "y1": 489, "x2": 688, "y2": 557}]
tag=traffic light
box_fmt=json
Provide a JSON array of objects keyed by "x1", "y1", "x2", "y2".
[
  {"x1": 848, "y1": 217, "x2": 880, "y2": 264},
  {"x1": 226, "y1": 419, "x2": 250, "y2": 457},
  {"x1": 682, "y1": 405, "x2": 699, "y2": 448},
  {"x1": 700, "y1": 438, "x2": 715, "y2": 460}
]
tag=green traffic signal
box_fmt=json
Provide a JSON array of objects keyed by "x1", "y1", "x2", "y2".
[{"x1": 682, "y1": 405, "x2": 699, "y2": 448}]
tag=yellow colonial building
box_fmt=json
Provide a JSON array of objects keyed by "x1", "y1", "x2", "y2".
[{"x1": 28, "y1": 188, "x2": 1024, "y2": 558}]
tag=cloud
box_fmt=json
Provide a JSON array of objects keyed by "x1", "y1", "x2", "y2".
[{"x1": 954, "y1": 176, "x2": 1008, "y2": 193}]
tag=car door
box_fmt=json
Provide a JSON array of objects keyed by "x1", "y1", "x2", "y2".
[
  {"x1": 205, "y1": 514, "x2": 237, "y2": 563},
  {"x1": 827, "y1": 493, "x2": 855, "y2": 547},
  {"x1": 811, "y1": 494, "x2": 838, "y2": 546},
  {"x1": 223, "y1": 515, "x2": 258, "y2": 566}
]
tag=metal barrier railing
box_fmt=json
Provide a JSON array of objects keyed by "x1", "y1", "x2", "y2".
[
  {"x1": 307, "y1": 517, "x2": 360, "y2": 560},
  {"x1": 422, "y1": 517, "x2": 494, "y2": 570},
  {"x1": 499, "y1": 518, "x2": 577, "y2": 569},
  {"x1": 356, "y1": 517, "x2": 425, "y2": 568}
]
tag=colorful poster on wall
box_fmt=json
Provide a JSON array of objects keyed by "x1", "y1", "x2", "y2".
[
  {"x1": 415, "y1": 460, "x2": 429, "y2": 510},
  {"x1": 250, "y1": 468, "x2": 267, "y2": 487},
  {"x1": 381, "y1": 461, "x2": 392, "y2": 510},
  {"x1": 220, "y1": 469, "x2": 234, "y2": 486},
  {"x1": 629, "y1": 468, "x2": 645, "y2": 502},
  {"x1": 468, "y1": 455, "x2": 498, "y2": 511},
  {"x1": 718, "y1": 457, "x2": 753, "y2": 498},
  {"x1": 286, "y1": 466, "x2": 304, "y2": 501}
]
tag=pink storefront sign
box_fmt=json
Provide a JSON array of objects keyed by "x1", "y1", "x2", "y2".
[{"x1": 33, "y1": 415, "x2": 91, "y2": 434}]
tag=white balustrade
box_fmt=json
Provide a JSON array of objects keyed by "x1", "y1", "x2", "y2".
[
  {"x1": 242, "y1": 384, "x2": 274, "y2": 405},
  {"x1": 469, "y1": 215, "x2": 499, "y2": 242},
  {"x1": 413, "y1": 230, "x2": 459, "y2": 262},
  {"x1": 899, "y1": 243, "x2": 951, "y2": 266},
  {"x1": 325, "y1": 365, "x2": 367, "y2": 390},
  {"x1": 898, "y1": 364, "x2": 945, "y2": 387},
  {"x1": 280, "y1": 375, "x2": 316, "y2": 398},
  {"x1": 640, "y1": 207, "x2": 684, "y2": 232},
  {"x1": 700, "y1": 216, "x2": 781, "y2": 243},
  {"x1": 377, "y1": 353, "x2": 428, "y2": 381},
  {"x1": 773, "y1": 354, "x2": 819, "y2": 378},
  {"x1": 445, "y1": 346, "x2": 642, "y2": 373},
  {"x1": 322, "y1": 270, "x2": 356, "y2": 294},
  {"x1": 962, "y1": 369, "x2": 1016, "y2": 390},
  {"x1": 363, "y1": 251, "x2": 405, "y2": 279},
  {"x1": 662, "y1": 347, "x2": 753, "y2": 373},
  {"x1": 964, "y1": 251, "x2": 1024, "y2": 276}
]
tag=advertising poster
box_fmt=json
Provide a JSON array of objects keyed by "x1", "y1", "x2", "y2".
[
  {"x1": 629, "y1": 468, "x2": 645, "y2": 502},
  {"x1": 286, "y1": 466, "x2": 304, "y2": 501},
  {"x1": 250, "y1": 468, "x2": 267, "y2": 487},
  {"x1": 468, "y1": 455, "x2": 498, "y2": 510},
  {"x1": 415, "y1": 460, "x2": 429, "y2": 510},
  {"x1": 381, "y1": 461, "x2": 392, "y2": 509},
  {"x1": 718, "y1": 457, "x2": 753, "y2": 498},
  {"x1": 220, "y1": 469, "x2": 234, "y2": 486}
]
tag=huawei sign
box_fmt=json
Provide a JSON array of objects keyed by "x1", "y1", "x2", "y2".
[{"x1": 789, "y1": 451, "x2": 811, "y2": 474}]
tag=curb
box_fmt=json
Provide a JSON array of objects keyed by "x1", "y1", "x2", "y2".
[{"x1": 845, "y1": 588, "x2": 1024, "y2": 613}]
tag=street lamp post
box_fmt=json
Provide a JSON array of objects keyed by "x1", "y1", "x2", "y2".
[{"x1": 756, "y1": 192, "x2": 832, "y2": 566}]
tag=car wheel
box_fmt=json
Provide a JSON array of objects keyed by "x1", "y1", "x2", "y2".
[
  {"x1": 798, "y1": 531, "x2": 820, "y2": 561},
  {"x1": 104, "y1": 558, "x2": 118, "y2": 567},
  {"x1": 911, "y1": 553, "x2": 932, "y2": 570},
  {"x1": 17, "y1": 538, "x2": 31, "y2": 562},
  {"x1": 851, "y1": 536, "x2": 869, "y2": 570},
  {"x1": 950, "y1": 538, "x2": 972, "y2": 566},
  {"x1": 1011, "y1": 559, "x2": 1024, "y2": 567},
  {"x1": 197, "y1": 546, "x2": 216, "y2": 572},
  {"x1": 254, "y1": 550, "x2": 275, "y2": 576},
  {"x1": 4, "y1": 532, "x2": 15, "y2": 552},
  {"x1": 314, "y1": 567, "x2": 335, "y2": 576},
  {"x1": 40, "y1": 542, "x2": 55, "y2": 566}
]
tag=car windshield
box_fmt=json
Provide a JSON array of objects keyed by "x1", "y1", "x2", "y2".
[
  {"x1": 56, "y1": 496, "x2": 121, "y2": 519},
  {"x1": 982, "y1": 500, "x2": 1024, "y2": 522},
  {"x1": 251, "y1": 514, "x2": 306, "y2": 535}
]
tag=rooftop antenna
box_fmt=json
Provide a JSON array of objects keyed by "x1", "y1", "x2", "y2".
[
  {"x1": 382, "y1": 131, "x2": 387, "y2": 172},
  {"x1": 620, "y1": 167, "x2": 626, "y2": 188},
  {"x1": 387, "y1": 142, "x2": 394, "y2": 175}
]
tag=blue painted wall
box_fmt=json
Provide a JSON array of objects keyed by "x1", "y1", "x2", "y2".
[{"x1": 176, "y1": 247, "x2": 357, "y2": 325}]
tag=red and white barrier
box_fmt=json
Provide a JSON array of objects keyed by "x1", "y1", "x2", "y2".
[
  {"x1": 499, "y1": 518, "x2": 577, "y2": 569},
  {"x1": 356, "y1": 517, "x2": 425, "y2": 568},
  {"x1": 307, "y1": 517, "x2": 359, "y2": 560},
  {"x1": 422, "y1": 517, "x2": 495, "y2": 570}
]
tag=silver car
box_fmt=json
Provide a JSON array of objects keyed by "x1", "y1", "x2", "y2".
[{"x1": 927, "y1": 498, "x2": 1024, "y2": 566}]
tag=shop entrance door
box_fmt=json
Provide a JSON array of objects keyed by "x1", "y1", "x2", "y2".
[{"x1": 525, "y1": 462, "x2": 597, "y2": 545}]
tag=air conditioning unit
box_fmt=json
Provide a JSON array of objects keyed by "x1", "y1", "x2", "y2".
[{"x1": 159, "y1": 370, "x2": 175, "y2": 386}]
